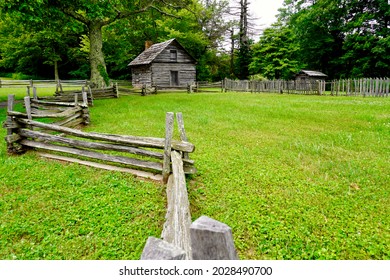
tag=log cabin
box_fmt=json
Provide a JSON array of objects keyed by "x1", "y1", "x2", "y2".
[
  {"x1": 128, "y1": 39, "x2": 197, "y2": 88},
  {"x1": 295, "y1": 70, "x2": 328, "y2": 81}
]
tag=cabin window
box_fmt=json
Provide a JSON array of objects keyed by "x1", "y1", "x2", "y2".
[
  {"x1": 170, "y1": 50, "x2": 177, "y2": 61},
  {"x1": 170, "y1": 71, "x2": 179, "y2": 86}
]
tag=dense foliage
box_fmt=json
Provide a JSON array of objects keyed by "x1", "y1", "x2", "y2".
[
  {"x1": 251, "y1": 0, "x2": 390, "y2": 80},
  {"x1": 0, "y1": 0, "x2": 388, "y2": 81},
  {"x1": 0, "y1": 0, "x2": 232, "y2": 82}
]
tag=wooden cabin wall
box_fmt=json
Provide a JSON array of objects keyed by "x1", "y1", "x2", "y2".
[
  {"x1": 131, "y1": 65, "x2": 152, "y2": 87},
  {"x1": 151, "y1": 63, "x2": 196, "y2": 87}
]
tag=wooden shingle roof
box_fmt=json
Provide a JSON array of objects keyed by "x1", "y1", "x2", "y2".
[
  {"x1": 298, "y1": 70, "x2": 327, "y2": 77},
  {"x1": 128, "y1": 39, "x2": 176, "y2": 67}
]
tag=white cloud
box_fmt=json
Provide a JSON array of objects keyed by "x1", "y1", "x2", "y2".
[{"x1": 249, "y1": 0, "x2": 284, "y2": 28}]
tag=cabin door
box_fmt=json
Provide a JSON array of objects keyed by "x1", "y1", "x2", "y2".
[{"x1": 170, "y1": 71, "x2": 179, "y2": 86}]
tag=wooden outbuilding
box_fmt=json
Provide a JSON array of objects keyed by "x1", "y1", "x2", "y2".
[
  {"x1": 295, "y1": 70, "x2": 327, "y2": 81},
  {"x1": 128, "y1": 39, "x2": 196, "y2": 88}
]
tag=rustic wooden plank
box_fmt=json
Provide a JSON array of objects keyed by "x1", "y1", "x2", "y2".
[
  {"x1": 38, "y1": 153, "x2": 163, "y2": 182},
  {"x1": 24, "y1": 96, "x2": 33, "y2": 120},
  {"x1": 176, "y1": 112, "x2": 189, "y2": 160},
  {"x1": 45, "y1": 110, "x2": 82, "y2": 124},
  {"x1": 30, "y1": 107, "x2": 82, "y2": 119},
  {"x1": 2, "y1": 119, "x2": 20, "y2": 129},
  {"x1": 60, "y1": 117, "x2": 84, "y2": 128},
  {"x1": 7, "y1": 111, "x2": 27, "y2": 118},
  {"x1": 82, "y1": 89, "x2": 88, "y2": 106},
  {"x1": 163, "y1": 112, "x2": 174, "y2": 183},
  {"x1": 31, "y1": 103, "x2": 67, "y2": 112},
  {"x1": 161, "y1": 151, "x2": 192, "y2": 259},
  {"x1": 20, "y1": 140, "x2": 163, "y2": 172},
  {"x1": 190, "y1": 216, "x2": 239, "y2": 260},
  {"x1": 6, "y1": 95, "x2": 16, "y2": 152},
  {"x1": 32, "y1": 99, "x2": 81, "y2": 107},
  {"x1": 93, "y1": 132, "x2": 195, "y2": 152},
  {"x1": 5, "y1": 134, "x2": 21, "y2": 143},
  {"x1": 19, "y1": 129, "x2": 165, "y2": 159},
  {"x1": 17, "y1": 119, "x2": 195, "y2": 152},
  {"x1": 33, "y1": 87, "x2": 38, "y2": 100}
]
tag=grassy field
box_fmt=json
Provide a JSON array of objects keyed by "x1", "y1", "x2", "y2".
[{"x1": 0, "y1": 89, "x2": 389, "y2": 259}]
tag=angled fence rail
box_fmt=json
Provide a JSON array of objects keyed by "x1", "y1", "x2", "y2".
[
  {"x1": 141, "y1": 150, "x2": 238, "y2": 260},
  {"x1": 0, "y1": 79, "x2": 88, "y2": 88},
  {"x1": 3, "y1": 93, "x2": 196, "y2": 182},
  {"x1": 141, "y1": 114, "x2": 238, "y2": 260}
]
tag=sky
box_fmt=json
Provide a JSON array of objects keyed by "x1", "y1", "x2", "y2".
[{"x1": 248, "y1": 0, "x2": 285, "y2": 28}]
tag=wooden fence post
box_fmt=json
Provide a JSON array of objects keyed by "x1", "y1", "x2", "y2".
[
  {"x1": 115, "y1": 82, "x2": 119, "y2": 98},
  {"x1": 24, "y1": 96, "x2": 32, "y2": 121},
  {"x1": 81, "y1": 90, "x2": 90, "y2": 125},
  {"x1": 33, "y1": 87, "x2": 38, "y2": 100},
  {"x1": 162, "y1": 112, "x2": 174, "y2": 183},
  {"x1": 5, "y1": 95, "x2": 17, "y2": 153},
  {"x1": 176, "y1": 112, "x2": 189, "y2": 160},
  {"x1": 190, "y1": 216, "x2": 239, "y2": 260}
]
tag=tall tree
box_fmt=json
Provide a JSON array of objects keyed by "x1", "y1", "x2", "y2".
[
  {"x1": 279, "y1": 0, "x2": 390, "y2": 78},
  {"x1": 1, "y1": 0, "x2": 190, "y2": 87},
  {"x1": 237, "y1": 0, "x2": 250, "y2": 79},
  {"x1": 250, "y1": 22, "x2": 303, "y2": 79},
  {"x1": 0, "y1": 14, "x2": 83, "y2": 79}
]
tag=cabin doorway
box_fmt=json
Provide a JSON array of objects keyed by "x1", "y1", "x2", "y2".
[{"x1": 170, "y1": 71, "x2": 179, "y2": 86}]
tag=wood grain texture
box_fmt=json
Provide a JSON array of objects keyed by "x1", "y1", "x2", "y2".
[{"x1": 161, "y1": 151, "x2": 192, "y2": 259}]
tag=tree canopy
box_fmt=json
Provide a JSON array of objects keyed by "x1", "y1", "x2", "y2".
[
  {"x1": 250, "y1": 0, "x2": 390, "y2": 80},
  {"x1": 0, "y1": 0, "x2": 388, "y2": 82}
]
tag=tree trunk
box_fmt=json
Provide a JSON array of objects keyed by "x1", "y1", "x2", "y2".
[
  {"x1": 89, "y1": 21, "x2": 108, "y2": 88},
  {"x1": 54, "y1": 60, "x2": 59, "y2": 81},
  {"x1": 230, "y1": 28, "x2": 235, "y2": 77},
  {"x1": 238, "y1": 0, "x2": 250, "y2": 80}
]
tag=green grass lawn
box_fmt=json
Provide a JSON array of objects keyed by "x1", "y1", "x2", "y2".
[{"x1": 1, "y1": 90, "x2": 389, "y2": 259}]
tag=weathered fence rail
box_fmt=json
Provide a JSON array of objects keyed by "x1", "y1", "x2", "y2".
[
  {"x1": 3, "y1": 91, "x2": 235, "y2": 260},
  {"x1": 141, "y1": 148, "x2": 238, "y2": 260},
  {"x1": 3, "y1": 93, "x2": 196, "y2": 182},
  {"x1": 26, "y1": 85, "x2": 94, "y2": 107},
  {"x1": 141, "y1": 112, "x2": 238, "y2": 259},
  {"x1": 54, "y1": 84, "x2": 119, "y2": 103},
  {"x1": 0, "y1": 79, "x2": 88, "y2": 88}
]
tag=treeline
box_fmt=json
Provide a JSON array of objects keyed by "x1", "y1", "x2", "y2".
[
  {"x1": 0, "y1": 1, "x2": 388, "y2": 83},
  {"x1": 0, "y1": 0, "x2": 238, "y2": 84},
  {"x1": 250, "y1": 0, "x2": 390, "y2": 80}
]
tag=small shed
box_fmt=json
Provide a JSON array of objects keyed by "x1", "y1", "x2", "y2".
[
  {"x1": 295, "y1": 70, "x2": 327, "y2": 81},
  {"x1": 128, "y1": 39, "x2": 196, "y2": 88}
]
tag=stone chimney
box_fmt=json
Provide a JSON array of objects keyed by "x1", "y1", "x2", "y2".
[{"x1": 145, "y1": 41, "x2": 153, "y2": 50}]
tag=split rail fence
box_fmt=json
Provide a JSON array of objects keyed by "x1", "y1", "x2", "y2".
[
  {"x1": 3, "y1": 93, "x2": 196, "y2": 182},
  {"x1": 3, "y1": 91, "x2": 237, "y2": 259},
  {"x1": 141, "y1": 143, "x2": 238, "y2": 260},
  {"x1": 0, "y1": 79, "x2": 88, "y2": 88}
]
